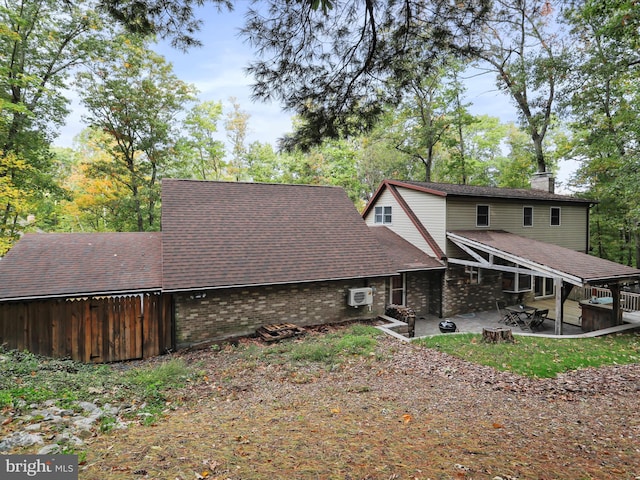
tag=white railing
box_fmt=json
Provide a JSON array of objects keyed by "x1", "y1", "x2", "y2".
[{"x1": 573, "y1": 286, "x2": 640, "y2": 312}]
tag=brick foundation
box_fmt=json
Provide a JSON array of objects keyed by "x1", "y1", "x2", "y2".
[
  {"x1": 173, "y1": 278, "x2": 386, "y2": 348},
  {"x1": 405, "y1": 271, "x2": 443, "y2": 317},
  {"x1": 441, "y1": 266, "x2": 504, "y2": 317}
]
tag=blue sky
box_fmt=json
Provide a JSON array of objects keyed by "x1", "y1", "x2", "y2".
[{"x1": 56, "y1": 3, "x2": 578, "y2": 190}]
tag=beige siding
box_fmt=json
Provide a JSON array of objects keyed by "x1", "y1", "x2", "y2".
[
  {"x1": 445, "y1": 198, "x2": 589, "y2": 255},
  {"x1": 397, "y1": 187, "x2": 447, "y2": 252},
  {"x1": 365, "y1": 188, "x2": 440, "y2": 257}
]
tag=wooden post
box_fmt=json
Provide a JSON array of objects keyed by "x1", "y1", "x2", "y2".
[{"x1": 482, "y1": 327, "x2": 514, "y2": 343}]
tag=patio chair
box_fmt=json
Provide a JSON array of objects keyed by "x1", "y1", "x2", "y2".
[
  {"x1": 496, "y1": 300, "x2": 520, "y2": 327},
  {"x1": 528, "y1": 308, "x2": 549, "y2": 331}
]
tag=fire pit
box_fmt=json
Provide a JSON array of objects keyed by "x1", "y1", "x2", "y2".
[{"x1": 438, "y1": 320, "x2": 457, "y2": 333}]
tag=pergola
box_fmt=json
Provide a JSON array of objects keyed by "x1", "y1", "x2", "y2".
[{"x1": 446, "y1": 230, "x2": 640, "y2": 334}]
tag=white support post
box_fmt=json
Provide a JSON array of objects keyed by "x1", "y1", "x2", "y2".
[{"x1": 554, "y1": 277, "x2": 563, "y2": 335}]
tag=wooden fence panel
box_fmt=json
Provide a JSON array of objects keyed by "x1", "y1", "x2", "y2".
[{"x1": 0, "y1": 294, "x2": 171, "y2": 362}]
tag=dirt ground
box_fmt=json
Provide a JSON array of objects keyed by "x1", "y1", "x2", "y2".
[{"x1": 81, "y1": 334, "x2": 640, "y2": 480}]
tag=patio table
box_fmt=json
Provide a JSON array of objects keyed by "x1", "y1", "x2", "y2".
[{"x1": 506, "y1": 305, "x2": 537, "y2": 327}]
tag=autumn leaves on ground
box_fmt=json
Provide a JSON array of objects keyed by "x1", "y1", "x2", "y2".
[{"x1": 71, "y1": 325, "x2": 639, "y2": 480}]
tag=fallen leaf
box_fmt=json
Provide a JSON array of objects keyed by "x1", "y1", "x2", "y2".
[
  {"x1": 492, "y1": 422, "x2": 504, "y2": 429},
  {"x1": 402, "y1": 414, "x2": 412, "y2": 424}
]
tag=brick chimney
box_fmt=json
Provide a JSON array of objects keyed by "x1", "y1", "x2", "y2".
[{"x1": 531, "y1": 172, "x2": 555, "y2": 194}]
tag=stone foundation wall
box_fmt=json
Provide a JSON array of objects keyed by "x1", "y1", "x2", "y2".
[
  {"x1": 173, "y1": 278, "x2": 386, "y2": 348},
  {"x1": 441, "y1": 266, "x2": 503, "y2": 317}
]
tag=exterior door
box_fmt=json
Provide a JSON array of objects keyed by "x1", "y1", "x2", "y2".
[{"x1": 390, "y1": 274, "x2": 406, "y2": 305}]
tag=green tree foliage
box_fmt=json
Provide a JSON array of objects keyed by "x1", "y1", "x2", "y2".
[
  {"x1": 471, "y1": 0, "x2": 569, "y2": 174},
  {"x1": 175, "y1": 100, "x2": 226, "y2": 180},
  {"x1": 0, "y1": 0, "x2": 107, "y2": 252},
  {"x1": 55, "y1": 130, "x2": 130, "y2": 232},
  {"x1": 243, "y1": 0, "x2": 490, "y2": 147},
  {"x1": 564, "y1": 0, "x2": 640, "y2": 265},
  {"x1": 76, "y1": 36, "x2": 196, "y2": 231},
  {"x1": 245, "y1": 141, "x2": 281, "y2": 183},
  {"x1": 224, "y1": 97, "x2": 250, "y2": 181},
  {"x1": 356, "y1": 118, "x2": 417, "y2": 199},
  {"x1": 97, "y1": 0, "x2": 232, "y2": 49},
  {"x1": 389, "y1": 59, "x2": 467, "y2": 182}
]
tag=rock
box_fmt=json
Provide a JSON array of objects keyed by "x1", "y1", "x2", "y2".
[
  {"x1": 57, "y1": 431, "x2": 86, "y2": 445},
  {"x1": 0, "y1": 432, "x2": 44, "y2": 452},
  {"x1": 24, "y1": 423, "x2": 42, "y2": 432},
  {"x1": 77, "y1": 401, "x2": 100, "y2": 414},
  {"x1": 38, "y1": 444, "x2": 61, "y2": 455},
  {"x1": 73, "y1": 416, "x2": 97, "y2": 431}
]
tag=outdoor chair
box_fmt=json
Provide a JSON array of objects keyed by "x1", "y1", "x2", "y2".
[
  {"x1": 527, "y1": 308, "x2": 549, "y2": 331},
  {"x1": 496, "y1": 300, "x2": 521, "y2": 328}
]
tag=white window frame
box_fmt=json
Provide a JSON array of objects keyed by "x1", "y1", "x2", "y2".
[
  {"x1": 465, "y1": 266, "x2": 481, "y2": 284},
  {"x1": 502, "y1": 271, "x2": 533, "y2": 293},
  {"x1": 375, "y1": 205, "x2": 392, "y2": 225},
  {"x1": 550, "y1": 206, "x2": 561, "y2": 226},
  {"x1": 476, "y1": 204, "x2": 490, "y2": 227},
  {"x1": 523, "y1": 206, "x2": 533, "y2": 227}
]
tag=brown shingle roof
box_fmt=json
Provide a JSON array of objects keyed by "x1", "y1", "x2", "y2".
[
  {"x1": 363, "y1": 180, "x2": 593, "y2": 219},
  {"x1": 0, "y1": 232, "x2": 162, "y2": 301},
  {"x1": 161, "y1": 180, "x2": 395, "y2": 291},
  {"x1": 449, "y1": 230, "x2": 640, "y2": 284},
  {"x1": 369, "y1": 227, "x2": 445, "y2": 272},
  {"x1": 397, "y1": 180, "x2": 594, "y2": 203}
]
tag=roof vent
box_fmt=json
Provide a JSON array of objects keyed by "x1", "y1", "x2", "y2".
[{"x1": 531, "y1": 172, "x2": 555, "y2": 194}]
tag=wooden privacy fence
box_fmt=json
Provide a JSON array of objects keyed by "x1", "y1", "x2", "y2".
[{"x1": 0, "y1": 294, "x2": 172, "y2": 363}]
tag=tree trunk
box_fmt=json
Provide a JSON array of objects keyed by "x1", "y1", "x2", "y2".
[{"x1": 482, "y1": 327, "x2": 514, "y2": 343}]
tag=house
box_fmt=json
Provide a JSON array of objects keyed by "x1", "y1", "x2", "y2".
[
  {"x1": 2, "y1": 176, "x2": 639, "y2": 362},
  {"x1": 362, "y1": 176, "x2": 640, "y2": 333},
  {"x1": 161, "y1": 179, "x2": 397, "y2": 349},
  {"x1": 0, "y1": 180, "x2": 398, "y2": 361}
]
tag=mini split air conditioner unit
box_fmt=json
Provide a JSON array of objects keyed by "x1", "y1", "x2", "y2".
[{"x1": 348, "y1": 287, "x2": 373, "y2": 307}]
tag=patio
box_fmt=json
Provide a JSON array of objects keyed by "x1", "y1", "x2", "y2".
[{"x1": 409, "y1": 299, "x2": 640, "y2": 338}]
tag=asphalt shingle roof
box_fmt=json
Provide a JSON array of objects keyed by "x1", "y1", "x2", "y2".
[
  {"x1": 388, "y1": 180, "x2": 592, "y2": 204},
  {"x1": 449, "y1": 230, "x2": 640, "y2": 284},
  {"x1": 0, "y1": 232, "x2": 162, "y2": 301},
  {"x1": 161, "y1": 180, "x2": 395, "y2": 291},
  {"x1": 369, "y1": 227, "x2": 445, "y2": 272}
]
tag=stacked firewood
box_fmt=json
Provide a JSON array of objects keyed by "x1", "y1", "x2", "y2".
[{"x1": 385, "y1": 304, "x2": 416, "y2": 337}]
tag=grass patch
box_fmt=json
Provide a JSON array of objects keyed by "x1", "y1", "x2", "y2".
[
  {"x1": 414, "y1": 332, "x2": 640, "y2": 378},
  {"x1": 0, "y1": 348, "x2": 195, "y2": 419},
  {"x1": 226, "y1": 323, "x2": 381, "y2": 367},
  {"x1": 288, "y1": 324, "x2": 380, "y2": 364}
]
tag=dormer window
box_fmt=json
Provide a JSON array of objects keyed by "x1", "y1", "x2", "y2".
[
  {"x1": 476, "y1": 205, "x2": 490, "y2": 227},
  {"x1": 375, "y1": 206, "x2": 392, "y2": 224}
]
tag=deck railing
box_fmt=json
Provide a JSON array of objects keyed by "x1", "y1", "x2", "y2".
[{"x1": 571, "y1": 286, "x2": 640, "y2": 312}]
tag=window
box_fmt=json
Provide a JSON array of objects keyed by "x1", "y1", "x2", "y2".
[
  {"x1": 523, "y1": 206, "x2": 533, "y2": 227},
  {"x1": 389, "y1": 274, "x2": 405, "y2": 305},
  {"x1": 535, "y1": 276, "x2": 555, "y2": 298},
  {"x1": 550, "y1": 207, "x2": 561, "y2": 226},
  {"x1": 374, "y1": 206, "x2": 392, "y2": 224},
  {"x1": 476, "y1": 205, "x2": 490, "y2": 227},
  {"x1": 502, "y1": 272, "x2": 532, "y2": 293},
  {"x1": 465, "y1": 266, "x2": 481, "y2": 284}
]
